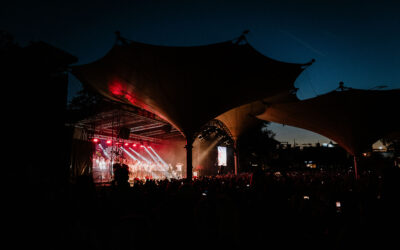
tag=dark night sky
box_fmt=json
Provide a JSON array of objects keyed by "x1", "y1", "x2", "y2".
[{"x1": 2, "y1": 0, "x2": 399, "y2": 145}]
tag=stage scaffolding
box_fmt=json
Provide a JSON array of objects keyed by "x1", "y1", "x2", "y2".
[{"x1": 69, "y1": 101, "x2": 184, "y2": 183}]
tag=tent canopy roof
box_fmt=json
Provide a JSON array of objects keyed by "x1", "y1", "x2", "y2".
[
  {"x1": 216, "y1": 93, "x2": 300, "y2": 139},
  {"x1": 72, "y1": 35, "x2": 312, "y2": 137},
  {"x1": 257, "y1": 88, "x2": 400, "y2": 155}
]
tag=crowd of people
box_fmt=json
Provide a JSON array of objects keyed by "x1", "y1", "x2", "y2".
[
  {"x1": 45, "y1": 164, "x2": 398, "y2": 249},
  {"x1": 13, "y1": 164, "x2": 400, "y2": 249}
]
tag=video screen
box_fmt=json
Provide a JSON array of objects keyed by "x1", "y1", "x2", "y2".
[{"x1": 217, "y1": 146, "x2": 227, "y2": 166}]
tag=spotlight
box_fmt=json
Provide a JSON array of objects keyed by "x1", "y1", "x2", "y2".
[
  {"x1": 133, "y1": 144, "x2": 137, "y2": 147},
  {"x1": 92, "y1": 138, "x2": 99, "y2": 143},
  {"x1": 124, "y1": 143, "x2": 129, "y2": 146},
  {"x1": 106, "y1": 140, "x2": 112, "y2": 144}
]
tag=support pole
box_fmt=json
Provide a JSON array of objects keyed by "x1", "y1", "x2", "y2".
[
  {"x1": 234, "y1": 138, "x2": 238, "y2": 175},
  {"x1": 185, "y1": 134, "x2": 194, "y2": 181},
  {"x1": 353, "y1": 155, "x2": 359, "y2": 180}
]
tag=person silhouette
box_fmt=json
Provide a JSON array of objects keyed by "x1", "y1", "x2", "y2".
[
  {"x1": 115, "y1": 31, "x2": 129, "y2": 45},
  {"x1": 337, "y1": 81, "x2": 351, "y2": 91},
  {"x1": 112, "y1": 163, "x2": 130, "y2": 188}
]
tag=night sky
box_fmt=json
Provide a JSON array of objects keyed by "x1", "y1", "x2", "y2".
[{"x1": 2, "y1": 0, "x2": 399, "y2": 145}]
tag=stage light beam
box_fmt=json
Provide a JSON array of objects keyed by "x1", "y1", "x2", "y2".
[
  {"x1": 143, "y1": 146, "x2": 161, "y2": 164},
  {"x1": 99, "y1": 144, "x2": 110, "y2": 159},
  {"x1": 120, "y1": 147, "x2": 140, "y2": 162},
  {"x1": 129, "y1": 147, "x2": 151, "y2": 164},
  {"x1": 149, "y1": 146, "x2": 168, "y2": 166}
]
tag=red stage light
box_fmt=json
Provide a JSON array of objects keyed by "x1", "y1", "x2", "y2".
[
  {"x1": 133, "y1": 144, "x2": 136, "y2": 147},
  {"x1": 92, "y1": 138, "x2": 99, "y2": 143},
  {"x1": 124, "y1": 143, "x2": 129, "y2": 146},
  {"x1": 106, "y1": 140, "x2": 112, "y2": 144},
  {"x1": 140, "y1": 145, "x2": 144, "y2": 148}
]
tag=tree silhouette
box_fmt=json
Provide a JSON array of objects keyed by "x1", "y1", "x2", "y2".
[{"x1": 237, "y1": 120, "x2": 278, "y2": 172}]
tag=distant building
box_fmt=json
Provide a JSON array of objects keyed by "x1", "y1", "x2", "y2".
[{"x1": 270, "y1": 142, "x2": 351, "y2": 170}]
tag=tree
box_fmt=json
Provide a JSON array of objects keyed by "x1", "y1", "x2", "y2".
[
  {"x1": 382, "y1": 136, "x2": 400, "y2": 165},
  {"x1": 237, "y1": 120, "x2": 279, "y2": 172},
  {"x1": 66, "y1": 86, "x2": 109, "y2": 123},
  {"x1": 0, "y1": 30, "x2": 17, "y2": 51}
]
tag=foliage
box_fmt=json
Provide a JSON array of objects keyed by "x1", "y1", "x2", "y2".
[
  {"x1": 382, "y1": 137, "x2": 400, "y2": 156},
  {"x1": 68, "y1": 87, "x2": 104, "y2": 110},
  {"x1": 0, "y1": 30, "x2": 18, "y2": 51},
  {"x1": 237, "y1": 120, "x2": 278, "y2": 172},
  {"x1": 66, "y1": 86, "x2": 108, "y2": 122}
]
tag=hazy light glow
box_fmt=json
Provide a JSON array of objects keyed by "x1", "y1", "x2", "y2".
[
  {"x1": 149, "y1": 146, "x2": 169, "y2": 166},
  {"x1": 142, "y1": 146, "x2": 160, "y2": 164},
  {"x1": 197, "y1": 139, "x2": 220, "y2": 164},
  {"x1": 120, "y1": 147, "x2": 140, "y2": 162},
  {"x1": 98, "y1": 144, "x2": 110, "y2": 159},
  {"x1": 129, "y1": 147, "x2": 151, "y2": 164}
]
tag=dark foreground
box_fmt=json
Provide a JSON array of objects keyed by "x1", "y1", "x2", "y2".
[{"x1": 7, "y1": 168, "x2": 400, "y2": 249}]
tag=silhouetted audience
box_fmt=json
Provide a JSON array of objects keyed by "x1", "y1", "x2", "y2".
[{"x1": 61, "y1": 166, "x2": 400, "y2": 249}]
